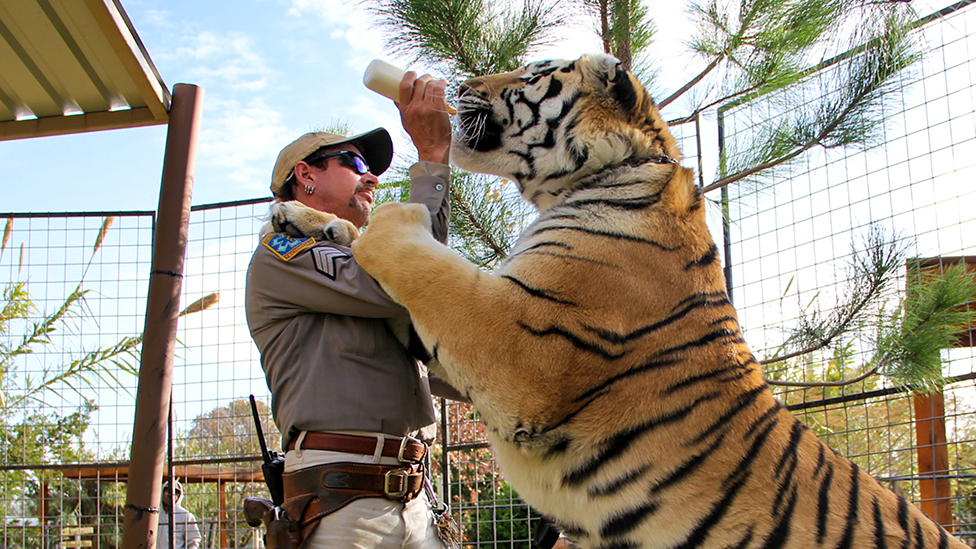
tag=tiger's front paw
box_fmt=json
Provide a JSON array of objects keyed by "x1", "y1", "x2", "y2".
[
  {"x1": 269, "y1": 201, "x2": 360, "y2": 246},
  {"x1": 321, "y1": 219, "x2": 360, "y2": 246},
  {"x1": 353, "y1": 203, "x2": 432, "y2": 270}
]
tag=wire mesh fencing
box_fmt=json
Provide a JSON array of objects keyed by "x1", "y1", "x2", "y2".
[
  {"x1": 714, "y1": 0, "x2": 976, "y2": 541},
  {"x1": 3, "y1": 2, "x2": 976, "y2": 548},
  {"x1": 0, "y1": 199, "x2": 276, "y2": 549}
]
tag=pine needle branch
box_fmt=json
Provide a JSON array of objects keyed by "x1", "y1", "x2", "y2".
[{"x1": 762, "y1": 225, "x2": 908, "y2": 365}]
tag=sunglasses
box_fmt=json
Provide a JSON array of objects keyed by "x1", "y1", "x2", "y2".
[{"x1": 304, "y1": 150, "x2": 371, "y2": 175}]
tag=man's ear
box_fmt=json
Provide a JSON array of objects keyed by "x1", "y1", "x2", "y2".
[{"x1": 292, "y1": 161, "x2": 313, "y2": 184}]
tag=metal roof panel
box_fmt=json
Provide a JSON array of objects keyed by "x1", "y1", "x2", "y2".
[{"x1": 0, "y1": 0, "x2": 170, "y2": 140}]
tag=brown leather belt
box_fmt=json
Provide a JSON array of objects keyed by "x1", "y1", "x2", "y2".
[{"x1": 287, "y1": 432, "x2": 427, "y2": 463}]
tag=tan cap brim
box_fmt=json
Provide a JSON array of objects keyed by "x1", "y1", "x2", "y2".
[{"x1": 271, "y1": 128, "x2": 393, "y2": 195}]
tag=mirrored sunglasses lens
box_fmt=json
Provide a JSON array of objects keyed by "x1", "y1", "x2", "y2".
[{"x1": 346, "y1": 154, "x2": 369, "y2": 174}]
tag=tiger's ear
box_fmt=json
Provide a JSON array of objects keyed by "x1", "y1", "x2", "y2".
[{"x1": 584, "y1": 53, "x2": 638, "y2": 112}]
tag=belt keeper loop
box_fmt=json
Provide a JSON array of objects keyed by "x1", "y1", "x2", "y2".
[
  {"x1": 294, "y1": 431, "x2": 308, "y2": 458},
  {"x1": 371, "y1": 435, "x2": 385, "y2": 464}
]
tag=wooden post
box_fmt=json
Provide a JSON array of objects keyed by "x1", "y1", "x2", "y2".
[
  {"x1": 121, "y1": 83, "x2": 203, "y2": 549},
  {"x1": 914, "y1": 390, "x2": 955, "y2": 528},
  {"x1": 218, "y1": 480, "x2": 228, "y2": 549}
]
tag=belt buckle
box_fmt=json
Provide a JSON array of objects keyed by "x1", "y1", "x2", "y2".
[
  {"x1": 385, "y1": 469, "x2": 409, "y2": 499},
  {"x1": 397, "y1": 435, "x2": 423, "y2": 463}
]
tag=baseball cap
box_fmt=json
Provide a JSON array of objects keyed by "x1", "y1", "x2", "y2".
[{"x1": 270, "y1": 128, "x2": 393, "y2": 196}]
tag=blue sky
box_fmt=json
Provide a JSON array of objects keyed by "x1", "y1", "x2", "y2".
[
  {"x1": 0, "y1": 0, "x2": 655, "y2": 213},
  {"x1": 0, "y1": 0, "x2": 949, "y2": 214}
]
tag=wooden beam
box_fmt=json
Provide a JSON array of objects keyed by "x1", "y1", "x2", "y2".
[
  {"x1": 61, "y1": 463, "x2": 265, "y2": 483},
  {"x1": 0, "y1": 107, "x2": 164, "y2": 141},
  {"x1": 914, "y1": 390, "x2": 955, "y2": 528}
]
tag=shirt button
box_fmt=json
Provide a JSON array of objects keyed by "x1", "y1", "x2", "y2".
[{"x1": 435, "y1": 184, "x2": 444, "y2": 191}]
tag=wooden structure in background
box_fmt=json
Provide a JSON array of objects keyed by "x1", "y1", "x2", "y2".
[
  {"x1": 54, "y1": 463, "x2": 265, "y2": 549},
  {"x1": 911, "y1": 256, "x2": 975, "y2": 528}
]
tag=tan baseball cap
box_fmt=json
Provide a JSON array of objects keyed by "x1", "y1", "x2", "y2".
[{"x1": 270, "y1": 128, "x2": 393, "y2": 196}]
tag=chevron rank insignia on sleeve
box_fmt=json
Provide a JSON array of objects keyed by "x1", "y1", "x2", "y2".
[
  {"x1": 262, "y1": 233, "x2": 316, "y2": 261},
  {"x1": 311, "y1": 247, "x2": 349, "y2": 280}
]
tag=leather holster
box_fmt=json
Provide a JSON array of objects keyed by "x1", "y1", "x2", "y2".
[{"x1": 281, "y1": 461, "x2": 426, "y2": 543}]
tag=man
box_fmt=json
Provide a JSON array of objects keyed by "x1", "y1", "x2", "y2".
[
  {"x1": 158, "y1": 479, "x2": 201, "y2": 549},
  {"x1": 245, "y1": 72, "x2": 456, "y2": 548}
]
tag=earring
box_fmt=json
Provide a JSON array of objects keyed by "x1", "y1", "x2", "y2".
[{"x1": 303, "y1": 184, "x2": 314, "y2": 194}]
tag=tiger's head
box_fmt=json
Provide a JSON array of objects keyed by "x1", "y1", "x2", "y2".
[{"x1": 452, "y1": 53, "x2": 682, "y2": 210}]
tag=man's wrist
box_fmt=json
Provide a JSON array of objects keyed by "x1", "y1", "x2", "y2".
[{"x1": 416, "y1": 147, "x2": 450, "y2": 165}]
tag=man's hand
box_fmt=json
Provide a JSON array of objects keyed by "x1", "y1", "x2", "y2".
[{"x1": 398, "y1": 72, "x2": 452, "y2": 165}]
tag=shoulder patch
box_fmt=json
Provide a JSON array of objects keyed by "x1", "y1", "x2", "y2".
[
  {"x1": 262, "y1": 233, "x2": 317, "y2": 261},
  {"x1": 311, "y1": 246, "x2": 350, "y2": 280}
]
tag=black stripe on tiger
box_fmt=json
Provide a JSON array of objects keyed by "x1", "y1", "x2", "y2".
[
  {"x1": 673, "y1": 472, "x2": 751, "y2": 549},
  {"x1": 533, "y1": 96, "x2": 576, "y2": 155},
  {"x1": 660, "y1": 328, "x2": 744, "y2": 358},
  {"x1": 914, "y1": 517, "x2": 926, "y2": 549},
  {"x1": 759, "y1": 485, "x2": 799, "y2": 549},
  {"x1": 598, "y1": 541, "x2": 640, "y2": 549},
  {"x1": 563, "y1": 391, "x2": 722, "y2": 487},
  {"x1": 817, "y1": 462, "x2": 835, "y2": 544},
  {"x1": 728, "y1": 529, "x2": 756, "y2": 549},
  {"x1": 533, "y1": 224, "x2": 683, "y2": 251},
  {"x1": 589, "y1": 464, "x2": 652, "y2": 497},
  {"x1": 519, "y1": 249, "x2": 621, "y2": 267},
  {"x1": 772, "y1": 423, "x2": 803, "y2": 517},
  {"x1": 582, "y1": 293, "x2": 732, "y2": 345},
  {"x1": 666, "y1": 422, "x2": 777, "y2": 549},
  {"x1": 689, "y1": 384, "x2": 768, "y2": 446},
  {"x1": 874, "y1": 498, "x2": 888, "y2": 549},
  {"x1": 775, "y1": 422, "x2": 805, "y2": 477},
  {"x1": 685, "y1": 243, "x2": 719, "y2": 270},
  {"x1": 573, "y1": 357, "x2": 678, "y2": 404},
  {"x1": 672, "y1": 291, "x2": 729, "y2": 312},
  {"x1": 664, "y1": 362, "x2": 749, "y2": 394},
  {"x1": 745, "y1": 404, "x2": 782, "y2": 440},
  {"x1": 600, "y1": 502, "x2": 659, "y2": 538},
  {"x1": 502, "y1": 275, "x2": 578, "y2": 305},
  {"x1": 648, "y1": 432, "x2": 727, "y2": 496},
  {"x1": 897, "y1": 496, "x2": 911, "y2": 549},
  {"x1": 519, "y1": 321, "x2": 627, "y2": 359},
  {"x1": 709, "y1": 315, "x2": 740, "y2": 326},
  {"x1": 545, "y1": 386, "x2": 613, "y2": 433},
  {"x1": 837, "y1": 463, "x2": 861, "y2": 549},
  {"x1": 565, "y1": 193, "x2": 663, "y2": 211},
  {"x1": 814, "y1": 443, "x2": 827, "y2": 475},
  {"x1": 516, "y1": 240, "x2": 574, "y2": 254}
]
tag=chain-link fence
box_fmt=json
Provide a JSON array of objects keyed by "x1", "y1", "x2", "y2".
[{"x1": 3, "y1": 2, "x2": 976, "y2": 548}]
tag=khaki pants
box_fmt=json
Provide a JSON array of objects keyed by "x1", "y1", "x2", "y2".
[{"x1": 285, "y1": 437, "x2": 445, "y2": 549}]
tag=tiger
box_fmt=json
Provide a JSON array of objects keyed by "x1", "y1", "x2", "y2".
[{"x1": 274, "y1": 53, "x2": 971, "y2": 549}]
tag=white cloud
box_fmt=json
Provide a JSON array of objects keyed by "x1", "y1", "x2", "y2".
[
  {"x1": 169, "y1": 31, "x2": 277, "y2": 92},
  {"x1": 196, "y1": 97, "x2": 295, "y2": 187},
  {"x1": 288, "y1": 0, "x2": 387, "y2": 56}
]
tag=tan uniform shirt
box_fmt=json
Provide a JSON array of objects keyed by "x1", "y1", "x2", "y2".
[{"x1": 246, "y1": 162, "x2": 450, "y2": 449}]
